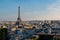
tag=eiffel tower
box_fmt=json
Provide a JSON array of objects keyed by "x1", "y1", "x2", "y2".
[{"x1": 15, "y1": 6, "x2": 23, "y2": 26}]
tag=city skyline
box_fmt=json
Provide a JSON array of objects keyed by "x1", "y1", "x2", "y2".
[{"x1": 0, "y1": 0, "x2": 60, "y2": 21}]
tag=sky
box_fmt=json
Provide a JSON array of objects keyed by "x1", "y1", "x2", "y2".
[{"x1": 0, "y1": 0, "x2": 60, "y2": 21}]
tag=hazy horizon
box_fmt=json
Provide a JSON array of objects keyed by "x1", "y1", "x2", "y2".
[{"x1": 0, "y1": 0, "x2": 60, "y2": 21}]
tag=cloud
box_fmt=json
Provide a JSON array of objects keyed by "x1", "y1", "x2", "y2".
[
  {"x1": 42, "y1": 0, "x2": 60, "y2": 20},
  {"x1": 28, "y1": 0, "x2": 60, "y2": 20}
]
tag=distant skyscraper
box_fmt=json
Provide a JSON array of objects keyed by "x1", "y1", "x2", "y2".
[{"x1": 15, "y1": 6, "x2": 23, "y2": 26}]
